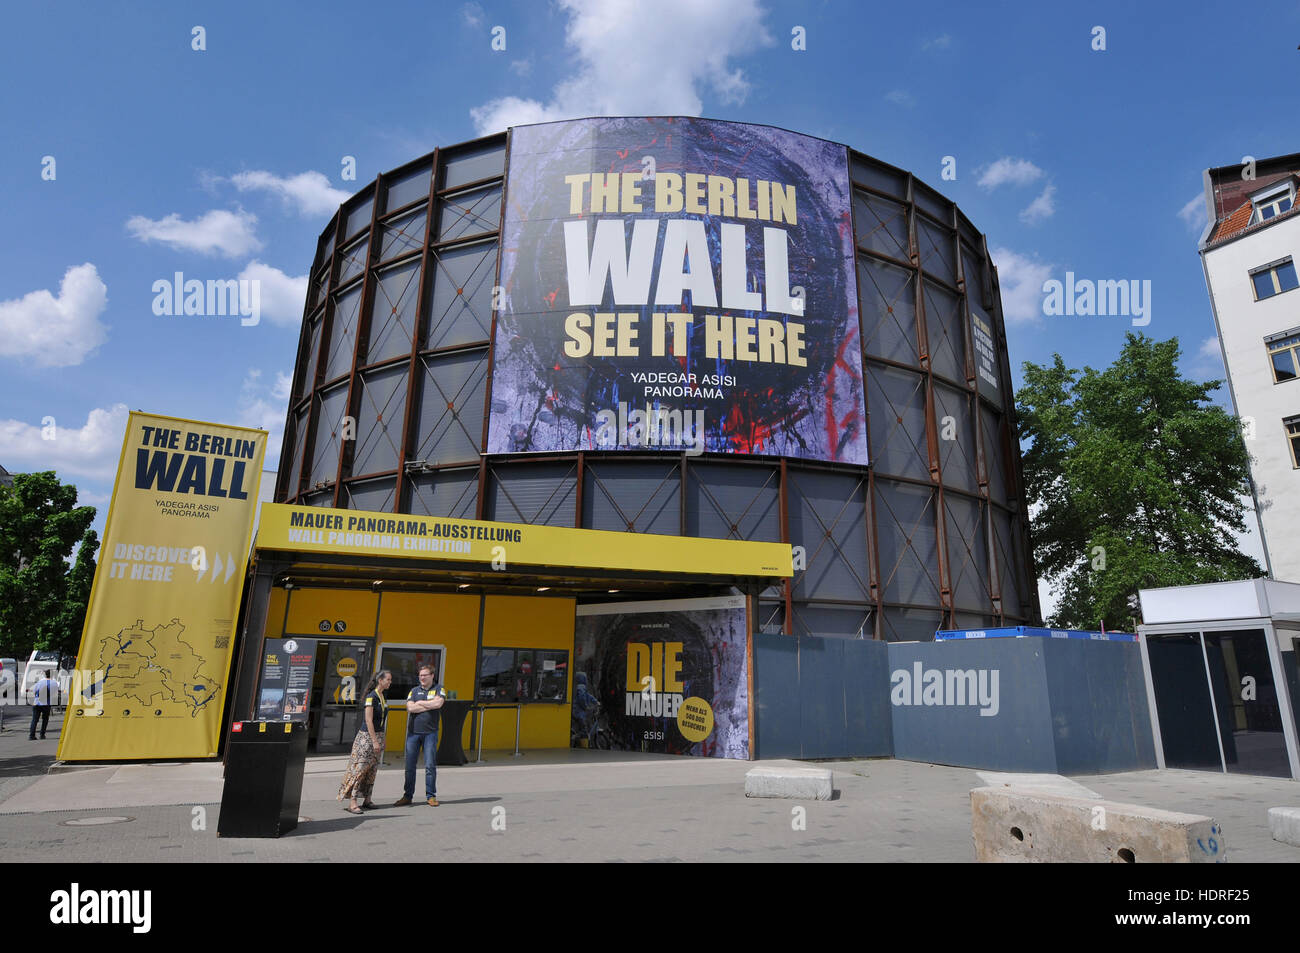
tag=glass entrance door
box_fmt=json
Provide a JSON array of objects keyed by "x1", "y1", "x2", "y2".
[
  {"x1": 1147, "y1": 633, "x2": 1222, "y2": 770},
  {"x1": 1203, "y1": 630, "x2": 1290, "y2": 778},
  {"x1": 1147, "y1": 629, "x2": 1291, "y2": 778},
  {"x1": 312, "y1": 641, "x2": 372, "y2": 753}
]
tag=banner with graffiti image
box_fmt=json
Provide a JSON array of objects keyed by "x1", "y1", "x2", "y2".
[
  {"x1": 488, "y1": 116, "x2": 866, "y2": 464},
  {"x1": 573, "y1": 596, "x2": 748, "y2": 759}
]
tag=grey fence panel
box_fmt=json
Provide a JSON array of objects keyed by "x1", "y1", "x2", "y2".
[
  {"x1": 753, "y1": 634, "x2": 891, "y2": 760},
  {"x1": 798, "y1": 637, "x2": 846, "y2": 759},
  {"x1": 888, "y1": 640, "x2": 1055, "y2": 772},
  {"x1": 1042, "y1": 640, "x2": 1156, "y2": 774},
  {"x1": 843, "y1": 639, "x2": 894, "y2": 759},
  {"x1": 754, "y1": 634, "x2": 801, "y2": 759}
]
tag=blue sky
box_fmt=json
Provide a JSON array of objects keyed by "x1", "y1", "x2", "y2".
[{"x1": 2, "y1": 0, "x2": 1296, "y2": 606}]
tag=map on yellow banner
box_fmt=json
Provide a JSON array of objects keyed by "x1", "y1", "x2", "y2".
[{"x1": 83, "y1": 618, "x2": 221, "y2": 716}]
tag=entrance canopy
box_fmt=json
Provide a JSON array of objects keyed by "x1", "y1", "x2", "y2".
[
  {"x1": 1139, "y1": 578, "x2": 1300, "y2": 627},
  {"x1": 252, "y1": 502, "x2": 793, "y2": 593}
]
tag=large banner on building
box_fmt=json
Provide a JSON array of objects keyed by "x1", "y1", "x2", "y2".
[
  {"x1": 573, "y1": 596, "x2": 748, "y2": 759},
  {"x1": 57, "y1": 412, "x2": 266, "y2": 761},
  {"x1": 489, "y1": 117, "x2": 865, "y2": 465}
]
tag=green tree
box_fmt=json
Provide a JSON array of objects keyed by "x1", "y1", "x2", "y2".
[
  {"x1": 1016, "y1": 333, "x2": 1260, "y2": 630},
  {"x1": 0, "y1": 471, "x2": 99, "y2": 659}
]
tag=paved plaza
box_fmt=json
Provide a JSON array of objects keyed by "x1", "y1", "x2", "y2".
[{"x1": 1, "y1": 708, "x2": 1297, "y2": 862}]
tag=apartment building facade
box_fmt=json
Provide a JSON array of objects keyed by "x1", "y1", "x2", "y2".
[{"x1": 1201, "y1": 153, "x2": 1300, "y2": 581}]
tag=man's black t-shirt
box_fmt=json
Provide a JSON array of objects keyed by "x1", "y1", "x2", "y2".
[{"x1": 407, "y1": 685, "x2": 444, "y2": 735}]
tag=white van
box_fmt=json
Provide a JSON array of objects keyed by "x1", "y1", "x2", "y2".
[{"x1": 22, "y1": 650, "x2": 71, "y2": 706}]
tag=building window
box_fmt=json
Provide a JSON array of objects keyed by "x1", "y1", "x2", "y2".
[
  {"x1": 1287, "y1": 416, "x2": 1300, "y2": 468},
  {"x1": 1251, "y1": 181, "x2": 1296, "y2": 225},
  {"x1": 1251, "y1": 258, "x2": 1299, "y2": 301},
  {"x1": 1257, "y1": 195, "x2": 1293, "y2": 221},
  {"x1": 1267, "y1": 331, "x2": 1300, "y2": 383}
]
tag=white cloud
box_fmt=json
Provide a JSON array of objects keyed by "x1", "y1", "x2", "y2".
[
  {"x1": 470, "y1": 0, "x2": 773, "y2": 134},
  {"x1": 238, "y1": 261, "x2": 308, "y2": 327},
  {"x1": 229, "y1": 170, "x2": 350, "y2": 217},
  {"x1": 0, "y1": 264, "x2": 109, "y2": 368},
  {"x1": 989, "y1": 246, "x2": 1053, "y2": 324},
  {"x1": 237, "y1": 369, "x2": 289, "y2": 469},
  {"x1": 977, "y1": 157, "x2": 1045, "y2": 190},
  {"x1": 884, "y1": 89, "x2": 915, "y2": 108},
  {"x1": 0, "y1": 404, "x2": 130, "y2": 481},
  {"x1": 271, "y1": 371, "x2": 293, "y2": 401},
  {"x1": 1191, "y1": 334, "x2": 1225, "y2": 379},
  {"x1": 509, "y1": 58, "x2": 533, "y2": 77},
  {"x1": 1019, "y1": 183, "x2": 1057, "y2": 225},
  {"x1": 1178, "y1": 193, "x2": 1208, "y2": 234},
  {"x1": 472, "y1": 96, "x2": 557, "y2": 132},
  {"x1": 922, "y1": 34, "x2": 952, "y2": 50},
  {"x1": 126, "y1": 208, "x2": 261, "y2": 258},
  {"x1": 462, "y1": 2, "x2": 485, "y2": 28}
]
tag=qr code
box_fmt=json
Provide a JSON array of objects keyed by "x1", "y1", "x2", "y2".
[{"x1": 214, "y1": 636, "x2": 230, "y2": 649}]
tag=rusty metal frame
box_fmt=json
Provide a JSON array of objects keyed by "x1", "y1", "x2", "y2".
[
  {"x1": 409, "y1": 347, "x2": 491, "y2": 467},
  {"x1": 908, "y1": 172, "x2": 955, "y2": 630},
  {"x1": 583, "y1": 457, "x2": 682, "y2": 533},
  {"x1": 333, "y1": 179, "x2": 384, "y2": 508},
  {"x1": 293, "y1": 206, "x2": 344, "y2": 504},
  {"x1": 478, "y1": 132, "x2": 511, "y2": 520},
  {"x1": 487, "y1": 458, "x2": 579, "y2": 526},
  {"x1": 784, "y1": 468, "x2": 872, "y2": 605},
  {"x1": 395, "y1": 148, "x2": 439, "y2": 514},
  {"x1": 779, "y1": 458, "x2": 792, "y2": 634},
  {"x1": 686, "y1": 461, "x2": 780, "y2": 541}
]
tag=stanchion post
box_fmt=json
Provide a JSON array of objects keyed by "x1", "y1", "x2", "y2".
[
  {"x1": 512, "y1": 704, "x2": 523, "y2": 757},
  {"x1": 475, "y1": 705, "x2": 487, "y2": 764}
]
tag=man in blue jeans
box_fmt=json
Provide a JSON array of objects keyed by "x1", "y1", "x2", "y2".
[{"x1": 395, "y1": 665, "x2": 444, "y2": 807}]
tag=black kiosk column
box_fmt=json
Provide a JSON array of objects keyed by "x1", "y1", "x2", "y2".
[
  {"x1": 218, "y1": 720, "x2": 309, "y2": 837},
  {"x1": 218, "y1": 637, "x2": 316, "y2": 837}
]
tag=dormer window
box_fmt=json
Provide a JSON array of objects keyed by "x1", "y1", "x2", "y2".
[{"x1": 1250, "y1": 181, "x2": 1296, "y2": 224}]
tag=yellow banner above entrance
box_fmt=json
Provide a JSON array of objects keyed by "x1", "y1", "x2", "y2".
[{"x1": 255, "y1": 503, "x2": 791, "y2": 579}]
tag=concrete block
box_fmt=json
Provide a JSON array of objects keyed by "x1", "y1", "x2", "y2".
[
  {"x1": 975, "y1": 772, "x2": 1100, "y2": 799},
  {"x1": 1267, "y1": 807, "x2": 1300, "y2": 848},
  {"x1": 745, "y1": 766, "x2": 832, "y2": 800},
  {"x1": 970, "y1": 787, "x2": 1225, "y2": 863}
]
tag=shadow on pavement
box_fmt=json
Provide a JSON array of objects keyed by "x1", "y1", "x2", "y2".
[
  {"x1": 286, "y1": 815, "x2": 372, "y2": 835},
  {"x1": 0, "y1": 754, "x2": 55, "y2": 778},
  {"x1": 435, "y1": 796, "x2": 502, "y2": 805}
]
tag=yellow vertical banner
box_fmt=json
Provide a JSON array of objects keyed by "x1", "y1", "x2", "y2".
[{"x1": 57, "y1": 412, "x2": 267, "y2": 761}]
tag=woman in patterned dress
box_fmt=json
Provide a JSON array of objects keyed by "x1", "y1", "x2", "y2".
[{"x1": 338, "y1": 669, "x2": 392, "y2": 814}]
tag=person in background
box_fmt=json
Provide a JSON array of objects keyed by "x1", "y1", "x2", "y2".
[
  {"x1": 0, "y1": 660, "x2": 11, "y2": 732},
  {"x1": 338, "y1": 669, "x2": 392, "y2": 815},
  {"x1": 30, "y1": 673, "x2": 58, "y2": 740},
  {"x1": 572, "y1": 671, "x2": 600, "y2": 748}
]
